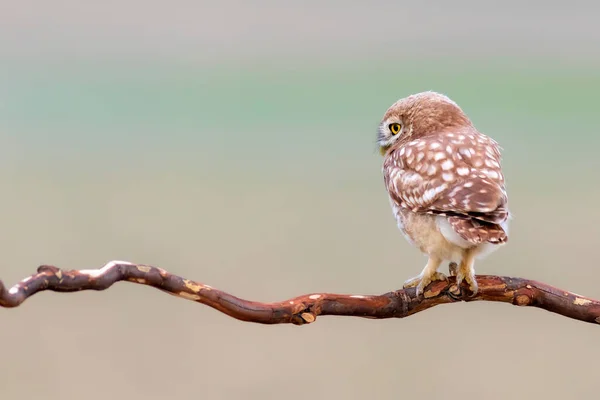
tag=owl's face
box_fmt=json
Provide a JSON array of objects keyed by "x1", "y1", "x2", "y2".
[
  {"x1": 377, "y1": 112, "x2": 406, "y2": 155},
  {"x1": 377, "y1": 91, "x2": 472, "y2": 156}
]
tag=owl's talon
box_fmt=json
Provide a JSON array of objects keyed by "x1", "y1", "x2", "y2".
[
  {"x1": 448, "y1": 262, "x2": 458, "y2": 277},
  {"x1": 430, "y1": 272, "x2": 448, "y2": 284},
  {"x1": 467, "y1": 279, "x2": 479, "y2": 296},
  {"x1": 403, "y1": 276, "x2": 421, "y2": 289},
  {"x1": 455, "y1": 269, "x2": 478, "y2": 296},
  {"x1": 404, "y1": 272, "x2": 448, "y2": 297}
]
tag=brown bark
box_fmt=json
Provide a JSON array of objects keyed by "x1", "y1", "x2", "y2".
[{"x1": 1, "y1": 261, "x2": 599, "y2": 326}]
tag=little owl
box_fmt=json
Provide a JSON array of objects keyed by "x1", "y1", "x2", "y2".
[{"x1": 378, "y1": 91, "x2": 510, "y2": 296}]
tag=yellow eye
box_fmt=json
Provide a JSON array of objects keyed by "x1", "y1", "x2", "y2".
[{"x1": 389, "y1": 123, "x2": 401, "y2": 135}]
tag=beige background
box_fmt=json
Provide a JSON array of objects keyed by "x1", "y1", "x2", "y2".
[{"x1": 1, "y1": 1, "x2": 600, "y2": 399}]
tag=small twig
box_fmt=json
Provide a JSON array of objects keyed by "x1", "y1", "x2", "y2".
[{"x1": 1, "y1": 261, "x2": 599, "y2": 326}]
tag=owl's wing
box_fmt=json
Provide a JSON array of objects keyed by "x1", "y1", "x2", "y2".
[{"x1": 384, "y1": 131, "x2": 509, "y2": 242}]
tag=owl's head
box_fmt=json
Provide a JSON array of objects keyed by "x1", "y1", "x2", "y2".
[{"x1": 377, "y1": 91, "x2": 472, "y2": 156}]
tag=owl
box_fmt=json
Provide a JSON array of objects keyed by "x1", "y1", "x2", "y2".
[{"x1": 378, "y1": 91, "x2": 509, "y2": 297}]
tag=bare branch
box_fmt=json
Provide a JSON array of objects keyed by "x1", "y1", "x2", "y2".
[{"x1": 1, "y1": 261, "x2": 599, "y2": 326}]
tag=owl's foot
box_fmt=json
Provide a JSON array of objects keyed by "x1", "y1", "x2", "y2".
[
  {"x1": 403, "y1": 271, "x2": 448, "y2": 297},
  {"x1": 455, "y1": 263, "x2": 478, "y2": 296}
]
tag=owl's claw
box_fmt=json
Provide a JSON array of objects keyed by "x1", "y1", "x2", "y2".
[
  {"x1": 403, "y1": 271, "x2": 448, "y2": 297},
  {"x1": 448, "y1": 262, "x2": 458, "y2": 277},
  {"x1": 455, "y1": 268, "x2": 478, "y2": 296}
]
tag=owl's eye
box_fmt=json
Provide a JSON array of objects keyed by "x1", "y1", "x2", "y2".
[{"x1": 389, "y1": 123, "x2": 402, "y2": 135}]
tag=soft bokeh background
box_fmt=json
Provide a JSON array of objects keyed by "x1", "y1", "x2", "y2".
[{"x1": 1, "y1": 1, "x2": 600, "y2": 399}]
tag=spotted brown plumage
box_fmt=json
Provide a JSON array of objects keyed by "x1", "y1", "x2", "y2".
[{"x1": 378, "y1": 91, "x2": 510, "y2": 296}]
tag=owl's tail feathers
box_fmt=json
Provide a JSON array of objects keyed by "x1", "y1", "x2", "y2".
[{"x1": 448, "y1": 216, "x2": 508, "y2": 245}]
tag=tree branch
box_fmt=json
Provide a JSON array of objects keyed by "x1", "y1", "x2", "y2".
[{"x1": 1, "y1": 261, "x2": 599, "y2": 326}]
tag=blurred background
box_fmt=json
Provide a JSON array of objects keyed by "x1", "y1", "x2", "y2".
[{"x1": 1, "y1": 1, "x2": 599, "y2": 399}]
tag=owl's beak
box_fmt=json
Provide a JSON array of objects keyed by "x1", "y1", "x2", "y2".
[{"x1": 379, "y1": 146, "x2": 389, "y2": 156}]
